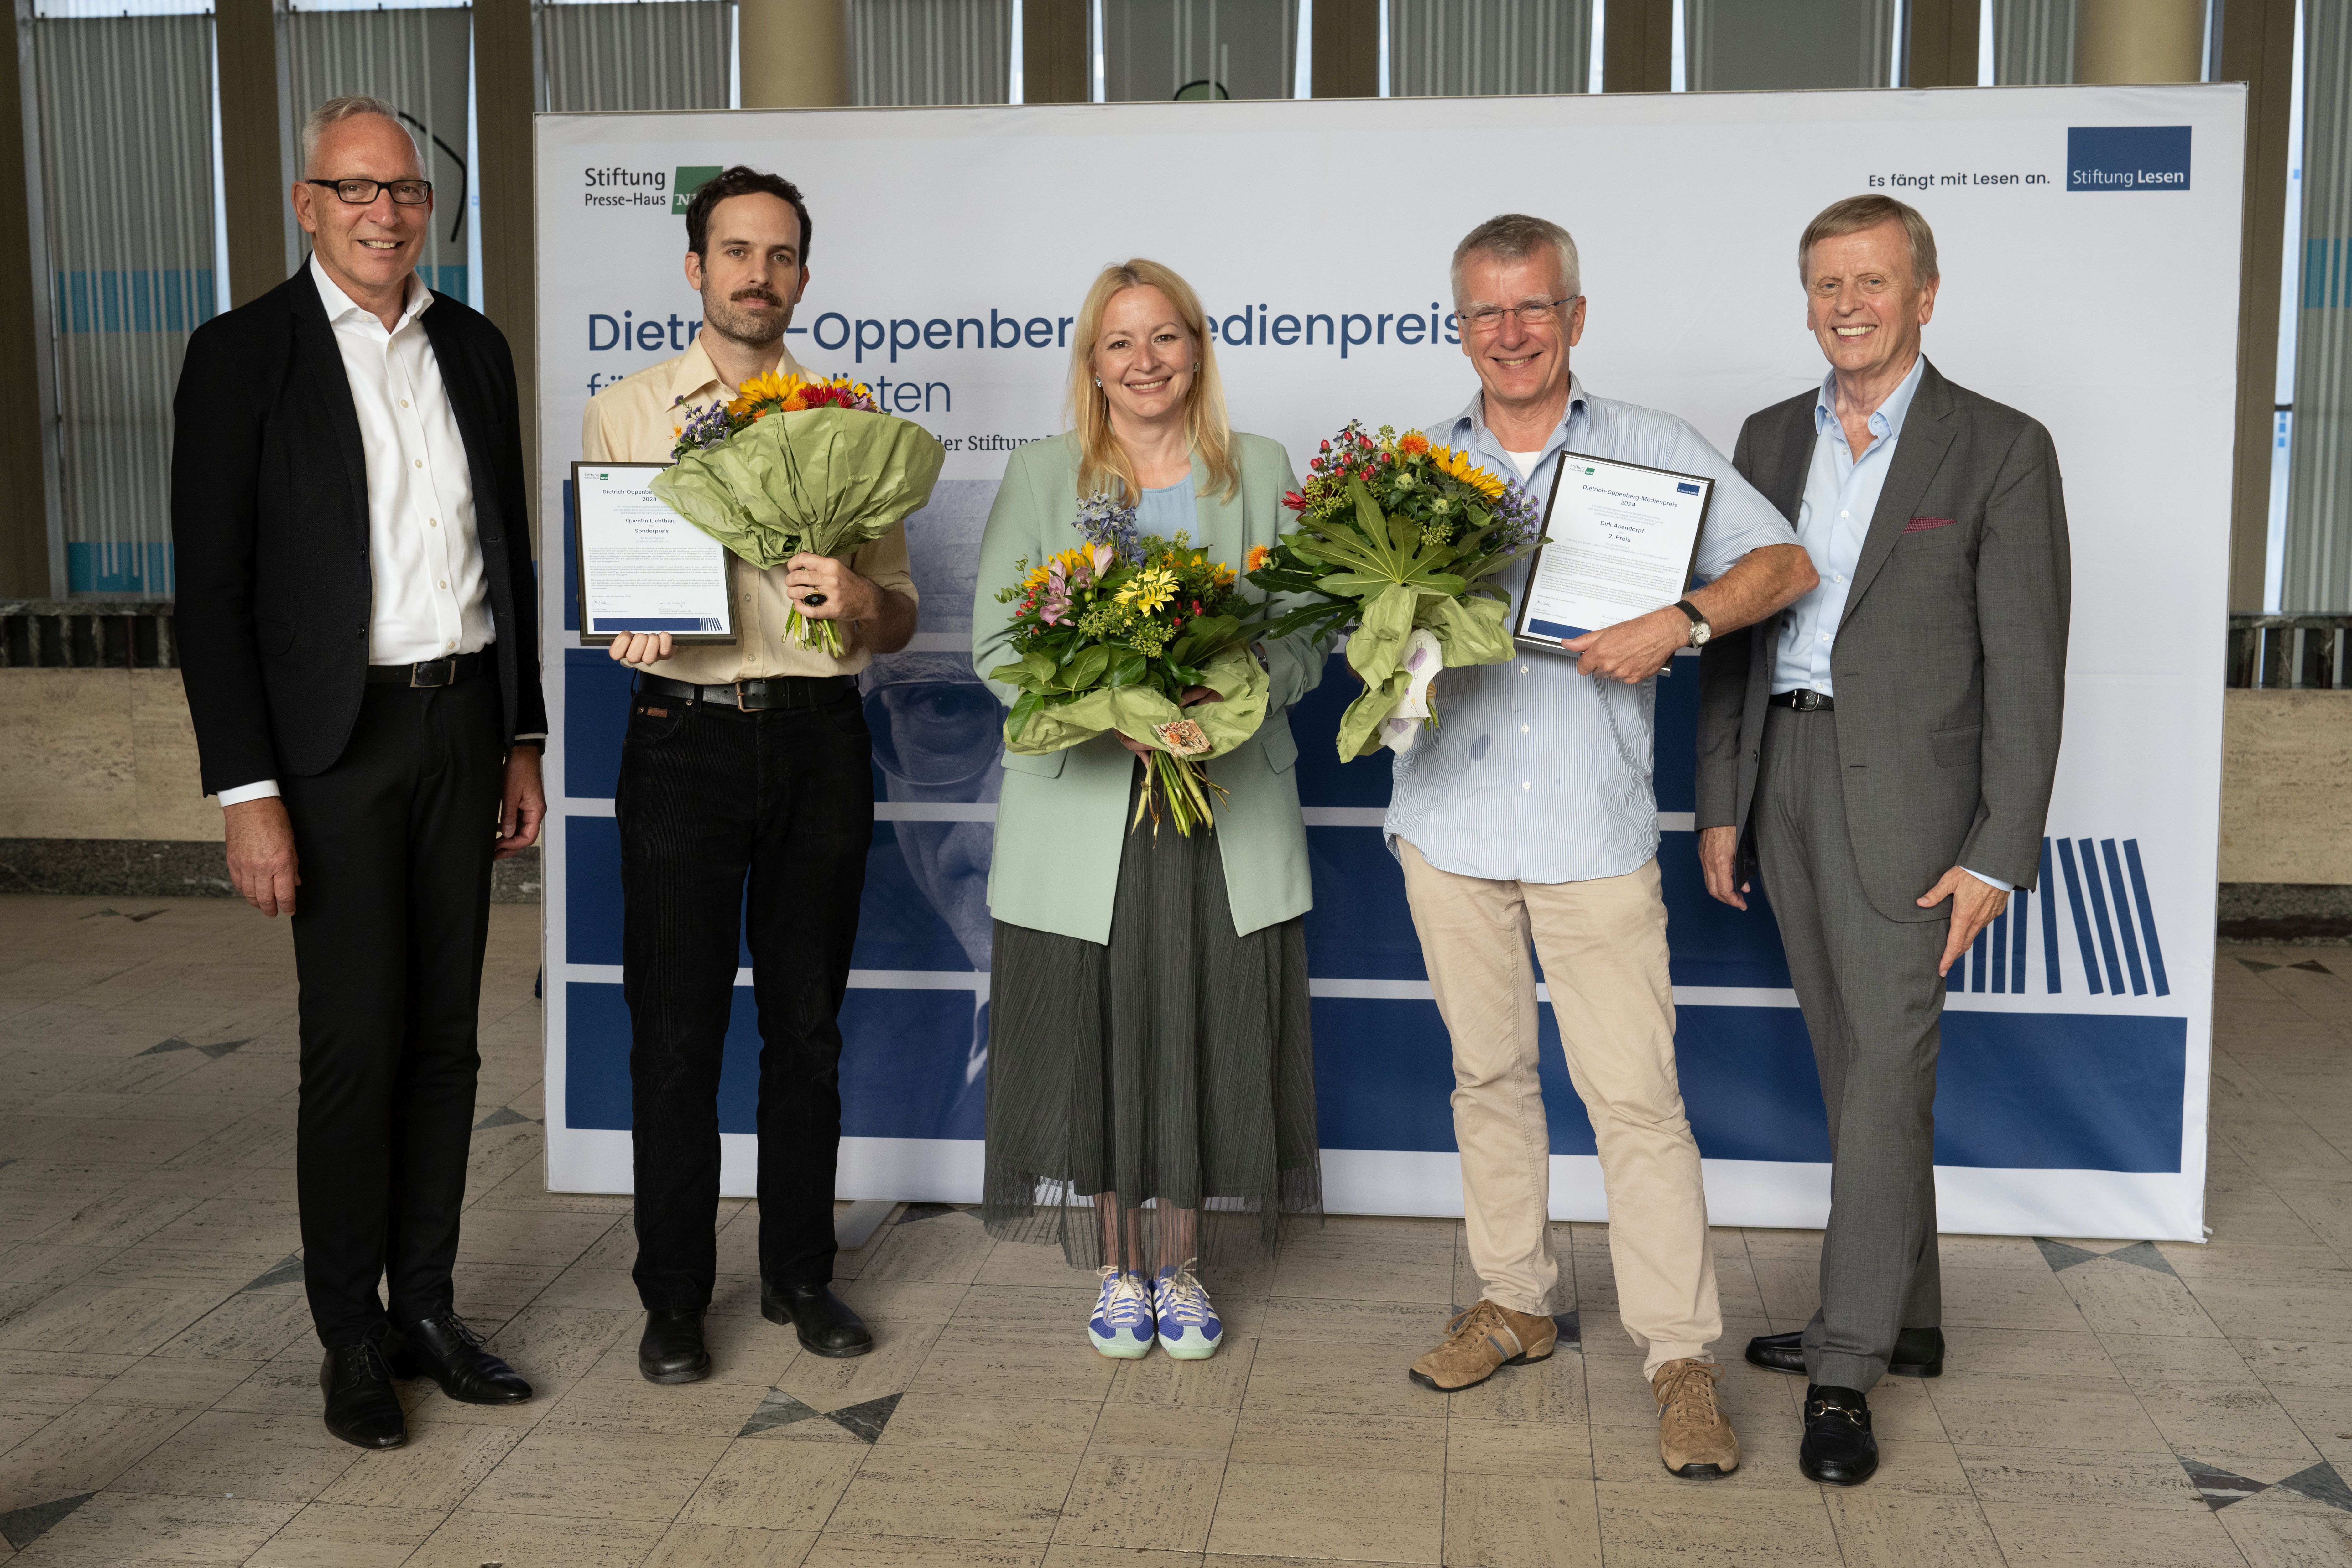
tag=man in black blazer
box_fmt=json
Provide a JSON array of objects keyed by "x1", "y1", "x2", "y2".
[
  {"x1": 172, "y1": 95, "x2": 546, "y2": 1450},
  {"x1": 1695, "y1": 195, "x2": 2069, "y2": 1485}
]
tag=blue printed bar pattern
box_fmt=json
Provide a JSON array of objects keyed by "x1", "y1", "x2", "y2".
[{"x1": 555, "y1": 505, "x2": 2189, "y2": 1177}]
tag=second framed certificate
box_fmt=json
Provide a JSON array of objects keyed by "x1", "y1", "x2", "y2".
[
  {"x1": 571, "y1": 463, "x2": 738, "y2": 646},
  {"x1": 1513, "y1": 453, "x2": 1713, "y2": 649}
]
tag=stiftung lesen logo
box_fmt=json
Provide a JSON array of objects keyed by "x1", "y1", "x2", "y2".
[{"x1": 2066, "y1": 126, "x2": 2191, "y2": 192}]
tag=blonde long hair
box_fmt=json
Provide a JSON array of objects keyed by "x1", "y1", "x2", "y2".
[{"x1": 1065, "y1": 259, "x2": 1238, "y2": 506}]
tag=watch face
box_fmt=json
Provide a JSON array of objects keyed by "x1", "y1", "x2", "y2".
[{"x1": 1690, "y1": 622, "x2": 1711, "y2": 646}]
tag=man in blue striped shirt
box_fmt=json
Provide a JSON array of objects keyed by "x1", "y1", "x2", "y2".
[{"x1": 1395, "y1": 214, "x2": 1816, "y2": 1483}]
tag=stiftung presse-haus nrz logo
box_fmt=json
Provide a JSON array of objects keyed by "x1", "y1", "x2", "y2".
[
  {"x1": 2067, "y1": 126, "x2": 2191, "y2": 192},
  {"x1": 581, "y1": 166, "x2": 722, "y2": 211}
]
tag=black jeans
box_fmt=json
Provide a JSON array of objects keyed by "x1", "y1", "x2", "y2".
[
  {"x1": 281, "y1": 677, "x2": 504, "y2": 1350},
  {"x1": 617, "y1": 686, "x2": 874, "y2": 1310}
]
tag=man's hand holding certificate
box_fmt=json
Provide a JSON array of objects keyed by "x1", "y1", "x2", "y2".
[{"x1": 1514, "y1": 455, "x2": 1714, "y2": 682}]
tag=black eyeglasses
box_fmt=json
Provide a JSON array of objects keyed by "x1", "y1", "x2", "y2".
[{"x1": 308, "y1": 178, "x2": 433, "y2": 206}]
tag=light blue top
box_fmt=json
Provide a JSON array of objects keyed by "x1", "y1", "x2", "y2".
[
  {"x1": 1138, "y1": 473, "x2": 1196, "y2": 536},
  {"x1": 1772, "y1": 355, "x2": 1927, "y2": 698},
  {"x1": 1386, "y1": 376, "x2": 1801, "y2": 885}
]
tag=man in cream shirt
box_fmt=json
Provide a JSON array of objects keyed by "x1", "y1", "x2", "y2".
[{"x1": 582, "y1": 166, "x2": 917, "y2": 1385}]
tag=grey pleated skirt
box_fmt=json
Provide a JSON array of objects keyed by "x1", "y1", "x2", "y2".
[{"x1": 981, "y1": 766, "x2": 1322, "y2": 1269}]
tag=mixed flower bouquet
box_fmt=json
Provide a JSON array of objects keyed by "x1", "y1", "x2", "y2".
[
  {"x1": 1246, "y1": 422, "x2": 1543, "y2": 760},
  {"x1": 653, "y1": 371, "x2": 944, "y2": 656},
  {"x1": 989, "y1": 495, "x2": 1266, "y2": 837}
]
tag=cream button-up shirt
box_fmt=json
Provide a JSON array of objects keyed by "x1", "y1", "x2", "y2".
[{"x1": 579, "y1": 334, "x2": 917, "y2": 683}]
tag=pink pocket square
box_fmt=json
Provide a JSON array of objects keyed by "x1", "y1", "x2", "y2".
[{"x1": 1904, "y1": 516, "x2": 1957, "y2": 534}]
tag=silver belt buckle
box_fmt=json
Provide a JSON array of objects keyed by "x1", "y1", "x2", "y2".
[
  {"x1": 1790, "y1": 689, "x2": 1822, "y2": 711},
  {"x1": 410, "y1": 657, "x2": 453, "y2": 689}
]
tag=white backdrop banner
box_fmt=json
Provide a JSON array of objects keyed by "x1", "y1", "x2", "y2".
[{"x1": 536, "y1": 85, "x2": 2242, "y2": 1243}]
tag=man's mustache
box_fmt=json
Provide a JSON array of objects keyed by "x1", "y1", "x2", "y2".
[{"x1": 730, "y1": 290, "x2": 783, "y2": 306}]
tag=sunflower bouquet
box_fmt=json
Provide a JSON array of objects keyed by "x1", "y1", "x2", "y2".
[
  {"x1": 1246, "y1": 422, "x2": 1543, "y2": 760},
  {"x1": 989, "y1": 495, "x2": 1266, "y2": 836},
  {"x1": 653, "y1": 371, "x2": 944, "y2": 656}
]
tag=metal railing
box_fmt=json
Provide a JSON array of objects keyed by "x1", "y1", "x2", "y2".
[
  {"x1": 2227, "y1": 615, "x2": 2352, "y2": 690},
  {"x1": 0, "y1": 600, "x2": 178, "y2": 669}
]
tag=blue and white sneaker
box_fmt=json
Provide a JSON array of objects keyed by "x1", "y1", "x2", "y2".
[
  {"x1": 1087, "y1": 1267, "x2": 1155, "y2": 1359},
  {"x1": 1151, "y1": 1262, "x2": 1223, "y2": 1360}
]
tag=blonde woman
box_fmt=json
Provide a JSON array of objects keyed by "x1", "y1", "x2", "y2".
[{"x1": 970, "y1": 260, "x2": 1324, "y2": 1360}]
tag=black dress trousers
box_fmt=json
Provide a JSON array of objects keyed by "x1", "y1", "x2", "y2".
[
  {"x1": 616, "y1": 687, "x2": 874, "y2": 1310},
  {"x1": 280, "y1": 675, "x2": 506, "y2": 1350}
]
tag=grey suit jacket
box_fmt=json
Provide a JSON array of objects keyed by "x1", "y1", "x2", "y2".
[{"x1": 1694, "y1": 358, "x2": 2071, "y2": 923}]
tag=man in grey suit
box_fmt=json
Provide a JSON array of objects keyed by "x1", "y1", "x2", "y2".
[{"x1": 1694, "y1": 194, "x2": 2069, "y2": 1486}]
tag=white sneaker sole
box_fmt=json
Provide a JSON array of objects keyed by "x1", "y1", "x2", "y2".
[
  {"x1": 1157, "y1": 1336, "x2": 1220, "y2": 1361},
  {"x1": 1088, "y1": 1329, "x2": 1153, "y2": 1359}
]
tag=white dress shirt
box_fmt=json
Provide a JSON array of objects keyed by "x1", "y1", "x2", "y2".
[{"x1": 218, "y1": 258, "x2": 499, "y2": 805}]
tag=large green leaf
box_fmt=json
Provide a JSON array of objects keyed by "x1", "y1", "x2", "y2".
[
  {"x1": 1002, "y1": 649, "x2": 1270, "y2": 759},
  {"x1": 651, "y1": 407, "x2": 946, "y2": 568}
]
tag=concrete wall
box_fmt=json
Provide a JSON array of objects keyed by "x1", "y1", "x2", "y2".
[
  {"x1": 0, "y1": 669, "x2": 221, "y2": 840},
  {"x1": 0, "y1": 668, "x2": 540, "y2": 901},
  {"x1": 2219, "y1": 689, "x2": 2352, "y2": 884}
]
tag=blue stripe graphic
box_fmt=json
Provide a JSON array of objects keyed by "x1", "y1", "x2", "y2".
[
  {"x1": 1988, "y1": 909, "x2": 2008, "y2": 993},
  {"x1": 2057, "y1": 839, "x2": 2101, "y2": 994},
  {"x1": 2038, "y1": 839, "x2": 2063, "y2": 992},
  {"x1": 2102, "y1": 839, "x2": 2148, "y2": 995},
  {"x1": 2123, "y1": 839, "x2": 2170, "y2": 997},
  {"x1": 2010, "y1": 884, "x2": 2030, "y2": 993},
  {"x1": 2076, "y1": 839, "x2": 2129, "y2": 995}
]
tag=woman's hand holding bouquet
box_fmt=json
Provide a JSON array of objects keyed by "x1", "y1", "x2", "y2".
[
  {"x1": 653, "y1": 372, "x2": 944, "y2": 657},
  {"x1": 990, "y1": 496, "x2": 1266, "y2": 837},
  {"x1": 1246, "y1": 423, "x2": 1543, "y2": 760}
]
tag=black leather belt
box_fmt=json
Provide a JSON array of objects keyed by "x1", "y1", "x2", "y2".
[
  {"x1": 641, "y1": 673, "x2": 857, "y2": 712},
  {"x1": 367, "y1": 650, "x2": 486, "y2": 687},
  {"x1": 1768, "y1": 689, "x2": 1833, "y2": 712}
]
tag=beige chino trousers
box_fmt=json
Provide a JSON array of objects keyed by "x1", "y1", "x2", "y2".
[{"x1": 1398, "y1": 840, "x2": 1721, "y2": 1377}]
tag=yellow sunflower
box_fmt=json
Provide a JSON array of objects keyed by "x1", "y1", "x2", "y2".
[
  {"x1": 1116, "y1": 565, "x2": 1177, "y2": 614},
  {"x1": 1429, "y1": 444, "x2": 1508, "y2": 501},
  {"x1": 728, "y1": 371, "x2": 807, "y2": 418}
]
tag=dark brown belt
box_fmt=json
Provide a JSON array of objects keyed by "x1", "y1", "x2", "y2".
[
  {"x1": 366, "y1": 650, "x2": 487, "y2": 687},
  {"x1": 1767, "y1": 689, "x2": 1833, "y2": 712},
  {"x1": 641, "y1": 673, "x2": 857, "y2": 712}
]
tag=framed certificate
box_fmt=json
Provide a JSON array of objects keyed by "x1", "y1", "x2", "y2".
[
  {"x1": 571, "y1": 462, "x2": 737, "y2": 646},
  {"x1": 1512, "y1": 452, "x2": 1713, "y2": 651}
]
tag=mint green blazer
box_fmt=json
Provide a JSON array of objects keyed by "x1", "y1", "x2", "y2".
[{"x1": 972, "y1": 431, "x2": 1324, "y2": 945}]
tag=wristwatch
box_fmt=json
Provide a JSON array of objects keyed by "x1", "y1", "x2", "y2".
[{"x1": 1672, "y1": 599, "x2": 1712, "y2": 647}]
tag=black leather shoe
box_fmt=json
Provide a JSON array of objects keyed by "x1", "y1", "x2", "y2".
[
  {"x1": 389, "y1": 1313, "x2": 533, "y2": 1404},
  {"x1": 762, "y1": 1280, "x2": 873, "y2": 1358},
  {"x1": 639, "y1": 1307, "x2": 713, "y2": 1384},
  {"x1": 1747, "y1": 1327, "x2": 1943, "y2": 1378},
  {"x1": 1799, "y1": 1384, "x2": 1879, "y2": 1486},
  {"x1": 320, "y1": 1339, "x2": 406, "y2": 1450}
]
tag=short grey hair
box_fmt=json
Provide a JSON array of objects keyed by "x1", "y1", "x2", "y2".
[
  {"x1": 1798, "y1": 194, "x2": 1940, "y2": 285},
  {"x1": 1450, "y1": 214, "x2": 1582, "y2": 306},
  {"x1": 300, "y1": 95, "x2": 424, "y2": 178}
]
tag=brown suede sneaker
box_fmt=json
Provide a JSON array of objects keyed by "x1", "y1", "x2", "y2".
[
  {"x1": 1407, "y1": 1300, "x2": 1558, "y2": 1392},
  {"x1": 1652, "y1": 1358, "x2": 1740, "y2": 1478}
]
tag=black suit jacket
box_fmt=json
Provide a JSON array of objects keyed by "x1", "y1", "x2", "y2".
[
  {"x1": 171, "y1": 267, "x2": 547, "y2": 797},
  {"x1": 1693, "y1": 358, "x2": 2071, "y2": 921}
]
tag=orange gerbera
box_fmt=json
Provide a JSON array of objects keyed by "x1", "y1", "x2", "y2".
[
  {"x1": 1246, "y1": 543, "x2": 1272, "y2": 573},
  {"x1": 1397, "y1": 431, "x2": 1430, "y2": 456}
]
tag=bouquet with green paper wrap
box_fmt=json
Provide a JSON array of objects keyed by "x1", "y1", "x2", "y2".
[
  {"x1": 1246, "y1": 421, "x2": 1544, "y2": 761},
  {"x1": 653, "y1": 371, "x2": 945, "y2": 657},
  {"x1": 990, "y1": 495, "x2": 1266, "y2": 837}
]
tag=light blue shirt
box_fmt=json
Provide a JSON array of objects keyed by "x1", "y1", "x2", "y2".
[
  {"x1": 1385, "y1": 377, "x2": 1801, "y2": 885},
  {"x1": 1772, "y1": 356, "x2": 1926, "y2": 697},
  {"x1": 1138, "y1": 472, "x2": 1195, "y2": 535}
]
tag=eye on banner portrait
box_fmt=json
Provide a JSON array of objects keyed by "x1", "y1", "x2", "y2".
[{"x1": 536, "y1": 84, "x2": 2243, "y2": 1243}]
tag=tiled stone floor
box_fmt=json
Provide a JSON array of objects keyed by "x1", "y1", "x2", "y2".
[{"x1": 0, "y1": 895, "x2": 2348, "y2": 1566}]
